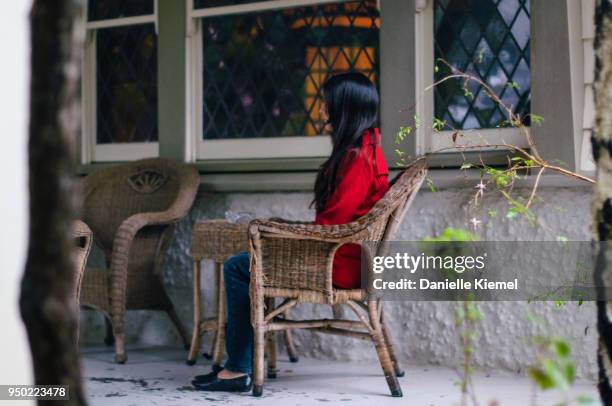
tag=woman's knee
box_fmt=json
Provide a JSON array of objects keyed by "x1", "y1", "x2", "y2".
[{"x1": 223, "y1": 252, "x2": 250, "y2": 282}]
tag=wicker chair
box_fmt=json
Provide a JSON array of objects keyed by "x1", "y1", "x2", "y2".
[
  {"x1": 80, "y1": 158, "x2": 199, "y2": 363},
  {"x1": 247, "y1": 158, "x2": 427, "y2": 397}
]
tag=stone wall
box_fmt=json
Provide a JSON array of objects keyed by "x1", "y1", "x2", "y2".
[{"x1": 80, "y1": 184, "x2": 597, "y2": 379}]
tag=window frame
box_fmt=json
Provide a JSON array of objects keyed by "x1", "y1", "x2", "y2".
[
  {"x1": 186, "y1": 0, "x2": 378, "y2": 162},
  {"x1": 413, "y1": 0, "x2": 530, "y2": 155},
  {"x1": 81, "y1": 0, "x2": 160, "y2": 164}
]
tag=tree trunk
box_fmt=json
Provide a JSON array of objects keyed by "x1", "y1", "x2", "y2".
[
  {"x1": 592, "y1": 0, "x2": 612, "y2": 403},
  {"x1": 19, "y1": 1, "x2": 85, "y2": 405}
]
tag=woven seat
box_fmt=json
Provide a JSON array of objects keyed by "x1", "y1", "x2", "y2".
[
  {"x1": 80, "y1": 158, "x2": 199, "y2": 363},
  {"x1": 248, "y1": 158, "x2": 427, "y2": 397}
]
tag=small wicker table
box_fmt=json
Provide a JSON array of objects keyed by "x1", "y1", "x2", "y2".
[
  {"x1": 186, "y1": 219, "x2": 250, "y2": 367},
  {"x1": 186, "y1": 219, "x2": 299, "y2": 373}
]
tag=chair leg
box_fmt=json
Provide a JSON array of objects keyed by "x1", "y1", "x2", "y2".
[
  {"x1": 104, "y1": 317, "x2": 115, "y2": 346},
  {"x1": 114, "y1": 331, "x2": 127, "y2": 364},
  {"x1": 187, "y1": 260, "x2": 202, "y2": 365},
  {"x1": 253, "y1": 323, "x2": 265, "y2": 396},
  {"x1": 368, "y1": 301, "x2": 402, "y2": 397},
  {"x1": 212, "y1": 262, "x2": 226, "y2": 370},
  {"x1": 252, "y1": 288, "x2": 265, "y2": 397},
  {"x1": 264, "y1": 298, "x2": 277, "y2": 379},
  {"x1": 266, "y1": 331, "x2": 277, "y2": 378},
  {"x1": 381, "y1": 308, "x2": 404, "y2": 377},
  {"x1": 283, "y1": 327, "x2": 299, "y2": 363}
]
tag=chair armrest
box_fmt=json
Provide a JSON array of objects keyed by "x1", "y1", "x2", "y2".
[
  {"x1": 107, "y1": 211, "x2": 180, "y2": 333},
  {"x1": 267, "y1": 217, "x2": 314, "y2": 225},
  {"x1": 249, "y1": 218, "x2": 370, "y2": 244}
]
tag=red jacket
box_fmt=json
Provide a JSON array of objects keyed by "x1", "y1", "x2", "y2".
[{"x1": 315, "y1": 128, "x2": 389, "y2": 289}]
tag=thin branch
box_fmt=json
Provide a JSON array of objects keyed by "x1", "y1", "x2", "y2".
[{"x1": 526, "y1": 167, "x2": 545, "y2": 208}]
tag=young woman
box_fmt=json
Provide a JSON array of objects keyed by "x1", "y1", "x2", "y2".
[{"x1": 192, "y1": 72, "x2": 389, "y2": 392}]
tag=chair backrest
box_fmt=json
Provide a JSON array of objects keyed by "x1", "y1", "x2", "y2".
[
  {"x1": 81, "y1": 158, "x2": 199, "y2": 259},
  {"x1": 356, "y1": 157, "x2": 427, "y2": 247}
]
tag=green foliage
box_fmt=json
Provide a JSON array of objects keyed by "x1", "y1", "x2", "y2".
[
  {"x1": 426, "y1": 177, "x2": 437, "y2": 193},
  {"x1": 528, "y1": 113, "x2": 545, "y2": 126},
  {"x1": 395, "y1": 126, "x2": 412, "y2": 144},
  {"x1": 501, "y1": 191, "x2": 536, "y2": 224},
  {"x1": 510, "y1": 156, "x2": 535, "y2": 167},
  {"x1": 423, "y1": 227, "x2": 479, "y2": 242},
  {"x1": 506, "y1": 81, "x2": 520, "y2": 90},
  {"x1": 483, "y1": 166, "x2": 517, "y2": 188},
  {"x1": 528, "y1": 337, "x2": 575, "y2": 392},
  {"x1": 432, "y1": 117, "x2": 446, "y2": 132}
]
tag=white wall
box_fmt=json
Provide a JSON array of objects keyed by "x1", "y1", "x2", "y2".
[{"x1": 0, "y1": 0, "x2": 35, "y2": 400}]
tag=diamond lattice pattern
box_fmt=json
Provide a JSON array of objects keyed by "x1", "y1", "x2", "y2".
[
  {"x1": 434, "y1": 0, "x2": 531, "y2": 130},
  {"x1": 201, "y1": 1, "x2": 380, "y2": 139}
]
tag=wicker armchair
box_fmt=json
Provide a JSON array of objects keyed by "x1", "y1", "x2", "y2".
[
  {"x1": 247, "y1": 158, "x2": 427, "y2": 397},
  {"x1": 80, "y1": 158, "x2": 199, "y2": 363}
]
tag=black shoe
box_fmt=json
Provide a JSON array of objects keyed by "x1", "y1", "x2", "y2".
[
  {"x1": 192, "y1": 365, "x2": 224, "y2": 385},
  {"x1": 191, "y1": 371, "x2": 218, "y2": 385},
  {"x1": 192, "y1": 374, "x2": 252, "y2": 393}
]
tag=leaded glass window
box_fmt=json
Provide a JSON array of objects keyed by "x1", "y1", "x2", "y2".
[
  {"x1": 87, "y1": 0, "x2": 158, "y2": 144},
  {"x1": 434, "y1": 0, "x2": 531, "y2": 130},
  {"x1": 201, "y1": 1, "x2": 380, "y2": 140},
  {"x1": 88, "y1": 0, "x2": 154, "y2": 21},
  {"x1": 95, "y1": 24, "x2": 158, "y2": 144},
  {"x1": 194, "y1": 0, "x2": 268, "y2": 9}
]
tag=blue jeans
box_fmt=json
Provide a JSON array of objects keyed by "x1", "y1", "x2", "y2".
[{"x1": 222, "y1": 252, "x2": 252, "y2": 374}]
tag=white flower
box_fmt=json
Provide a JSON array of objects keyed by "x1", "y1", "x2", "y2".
[{"x1": 469, "y1": 217, "x2": 482, "y2": 229}]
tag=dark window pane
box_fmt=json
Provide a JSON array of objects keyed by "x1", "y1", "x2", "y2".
[
  {"x1": 201, "y1": 0, "x2": 380, "y2": 139},
  {"x1": 194, "y1": 0, "x2": 268, "y2": 9},
  {"x1": 88, "y1": 0, "x2": 154, "y2": 21},
  {"x1": 96, "y1": 24, "x2": 158, "y2": 143},
  {"x1": 434, "y1": 0, "x2": 531, "y2": 130}
]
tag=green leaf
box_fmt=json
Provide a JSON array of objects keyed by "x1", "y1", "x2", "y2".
[
  {"x1": 530, "y1": 114, "x2": 545, "y2": 126},
  {"x1": 460, "y1": 163, "x2": 473, "y2": 170},
  {"x1": 506, "y1": 209, "x2": 519, "y2": 219},
  {"x1": 562, "y1": 361, "x2": 575, "y2": 384},
  {"x1": 432, "y1": 117, "x2": 446, "y2": 132},
  {"x1": 426, "y1": 177, "x2": 437, "y2": 193},
  {"x1": 528, "y1": 367, "x2": 555, "y2": 390},
  {"x1": 506, "y1": 81, "x2": 520, "y2": 90},
  {"x1": 423, "y1": 227, "x2": 479, "y2": 242},
  {"x1": 542, "y1": 359, "x2": 570, "y2": 391},
  {"x1": 414, "y1": 115, "x2": 421, "y2": 129},
  {"x1": 487, "y1": 209, "x2": 497, "y2": 218},
  {"x1": 478, "y1": 48, "x2": 485, "y2": 64},
  {"x1": 554, "y1": 340, "x2": 571, "y2": 358}
]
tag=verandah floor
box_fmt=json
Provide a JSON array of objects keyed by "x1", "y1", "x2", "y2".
[{"x1": 81, "y1": 345, "x2": 597, "y2": 406}]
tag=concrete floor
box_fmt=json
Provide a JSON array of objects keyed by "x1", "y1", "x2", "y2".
[{"x1": 81, "y1": 345, "x2": 599, "y2": 406}]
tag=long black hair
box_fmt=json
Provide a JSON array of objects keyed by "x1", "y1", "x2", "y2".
[{"x1": 312, "y1": 72, "x2": 379, "y2": 212}]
